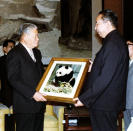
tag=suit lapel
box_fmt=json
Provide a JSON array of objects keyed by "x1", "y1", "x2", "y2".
[{"x1": 18, "y1": 43, "x2": 42, "y2": 76}]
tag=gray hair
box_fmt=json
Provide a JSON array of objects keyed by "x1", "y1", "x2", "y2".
[{"x1": 18, "y1": 23, "x2": 38, "y2": 35}]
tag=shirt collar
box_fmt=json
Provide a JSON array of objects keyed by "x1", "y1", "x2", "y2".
[
  {"x1": 22, "y1": 43, "x2": 33, "y2": 54},
  {"x1": 129, "y1": 59, "x2": 133, "y2": 66}
]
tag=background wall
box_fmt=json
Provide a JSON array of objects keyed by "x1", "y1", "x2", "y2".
[
  {"x1": 103, "y1": 0, "x2": 123, "y2": 34},
  {"x1": 123, "y1": 0, "x2": 133, "y2": 41},
  {"x1": 0, "y1": 0, "x2": 92, "y2": 60},
  {"x1": 0, "y1": 0, "x2": 115, "y2": 61}
]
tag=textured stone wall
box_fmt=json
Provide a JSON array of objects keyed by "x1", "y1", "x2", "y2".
[
  {"x1": 0, "y1": 0, "x2": 60, "y2": 45},
  {"x1": 0, "y1": 0, "x2": 36, "y2": 18}
]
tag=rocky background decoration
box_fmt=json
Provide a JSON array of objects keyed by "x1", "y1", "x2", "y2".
[
  {"x1": 0, "y1": 0, "x2": 91, "y2": 59},
  {"x1": 0, "y1": 0, "x2": 60, "y2": 42},
  {"x1": 0, "y1": 0, "x2": 62, "y2": 56}
]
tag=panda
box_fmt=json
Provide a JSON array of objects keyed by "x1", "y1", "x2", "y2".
[{"x1": 53, "y1": 65, "x2": 75, "y2": 87}]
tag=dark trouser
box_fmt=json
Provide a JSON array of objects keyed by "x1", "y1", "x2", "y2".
[
  {"x1": 5, "y1": 114, "x2": 15, "y2": 131},
  {"x1": 15, "y1": 113, "x2": 44, "y2": 131},
  {"x1": 90, "y1": 110, "x2": 119, "y2": 131}
]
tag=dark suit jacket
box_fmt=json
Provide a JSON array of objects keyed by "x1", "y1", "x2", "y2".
[
  {"x1": 0, "y1": 55, "x2": 13, "y2": 107},
  {"x1": 7, "y1": 43, "x2": 45, "y2": 113},
  {"x1": 79, "y1": 30, "x2": 129, "y2": 111}
]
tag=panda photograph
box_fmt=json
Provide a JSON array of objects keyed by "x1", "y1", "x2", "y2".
[{"x1": 43, "y1": 64, "x2": 82, "y2": 95}]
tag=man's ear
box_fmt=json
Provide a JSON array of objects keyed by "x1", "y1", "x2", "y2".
[
  {"x1": 107, "y1": 20, "x2": 112, "y2": 27},
  {"x1": 21, "y1": 33, "x2": 27, "y2": 42},
  {"x1": 3, "y1": 47, "x2": 7, "y2": 54}
]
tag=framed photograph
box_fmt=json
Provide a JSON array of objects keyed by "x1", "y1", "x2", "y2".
[{"x1": 36, "y1": 57, "x2": 90, "y2": 104}]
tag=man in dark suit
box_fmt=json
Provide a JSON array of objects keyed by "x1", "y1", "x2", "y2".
[
  {"x1": 74, "y1": 9, "x2": 129, "y2": 131},
  {"x1": 0, "y1": 39, "x2": 16, "y2": 107},
  {"x1": 124, "y1": 40, "x2": 133, "y2": 131},
  {"x1": 7, "y1": 23, "x2": 47, "y2": 131}
]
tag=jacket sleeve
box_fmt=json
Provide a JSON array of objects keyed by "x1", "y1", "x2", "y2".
[{"x1": 79, "y1": 42, "x2": 121, "y2": 108}]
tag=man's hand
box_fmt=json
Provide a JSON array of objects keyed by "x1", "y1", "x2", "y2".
[
  {"x1": 33, "y1": 92, "x2": 47, "y2": 102},
  {"x1": 73, "y1": 97, "x2": 84, "y2": 107}
]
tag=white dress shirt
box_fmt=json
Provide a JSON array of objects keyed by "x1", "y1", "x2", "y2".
[
  {"x1": 22, "y1": 44, "x2": 36, "y2": 62},
  {"x1": 129, "y1": 59, "x2": 133, "y2": 67}
]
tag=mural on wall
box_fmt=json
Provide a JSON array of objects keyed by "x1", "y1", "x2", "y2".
[
  {"x1": 0, "y1": 0, "x2": 60, "y2": 44},
  {"x1": 0, "y1": 0, "x2": 61, "y2": 57},
  {"x1": 0, "y1": 0, "x2": 91, "y2": 59}
]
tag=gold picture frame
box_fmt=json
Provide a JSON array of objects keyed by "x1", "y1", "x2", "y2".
[{"x1": 36, "y1": 57, "x2": 90, "y2": 104}]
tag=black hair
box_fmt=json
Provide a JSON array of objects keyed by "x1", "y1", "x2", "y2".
[
  {"x1": 99, "y1": 9, "x2": 118, "y2": 28},
  {"x1": 3, "y1": 39, "x2": 16, "y2": 47}
]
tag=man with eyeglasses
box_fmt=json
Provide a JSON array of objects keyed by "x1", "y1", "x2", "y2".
[
  {"x1": 73, "y1": 9, "x2": 129, "y2": 131},
  {"x1": 124, "y1": 39, "x2": 133, "y2": 131}
]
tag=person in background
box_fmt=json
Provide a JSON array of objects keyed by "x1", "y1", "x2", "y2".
[
  {"x1": 6, "y1": 23, "x2": 47, "y2": 131},
  {"x1": 73, "y1": 9, "x2": 129, "y2": 131},
  {"x1": 124, "y1": 39, "x2": 133, "y2": 131},
  {"x1": 0, "y1": 39, "x2": 16, "y2": 107}
]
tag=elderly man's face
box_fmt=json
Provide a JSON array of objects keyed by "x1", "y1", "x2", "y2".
[{"x1": 25, "y1": 28, "x2": 39, "y2": 49}]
